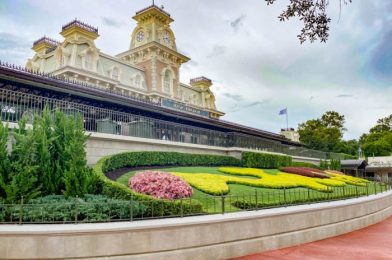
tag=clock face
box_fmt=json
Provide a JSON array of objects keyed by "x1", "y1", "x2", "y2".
[
  {"x1": 163, "y1": 31, "x2": 170, "y2": 45},
  {"x1": 136, "y1": 31, "x2": 144, "y2": 42}
]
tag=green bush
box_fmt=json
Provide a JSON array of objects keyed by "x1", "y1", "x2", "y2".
[
  {"x1": 289, "y1": 161, "x2": 320, "y2": 169},
  {"x1": 241, "y1": 152, "x2": 292, "y2": 169},
  {"x1": 101, "y1": 151, "x2": 241, "y2": 173},
  {"x1": 92, "y1": 151, "x2": 240, "y2": 217},
  {"x1": 0, "y1": 194, "x2": 145, "y2": 223}
]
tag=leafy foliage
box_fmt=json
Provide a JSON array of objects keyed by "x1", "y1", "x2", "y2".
[
  {"x1": 298, "y1": 111, "x2": 357, "y2": 156},
  {"x1": 92, "y1": 153, "x2": 207, "y2": 217},
  {"x1": 0, "y1": 195, "x2": 145, "y2": 223},
  {"x1": 0, "y1": 107, "x2": 94, "y2": 203},
  {"x1": 298, "y1": 111, "x2": 345, "y2": 152},
  {"x1": 360, "y1": 114, "x2": 392, "y2": 157},
  {"x1": 102, "y1": 151, "x2": 241, "y2": 173},
  {"x1": 265, "y1": 0, "x2": 353, "y2": 43},
  {"x1": 241, "y1": 152, "x2": 292, "y2": 169},
  {"x1": 289, "y1": 161, "x2": 320, "y2": 169},
  {"x1": 129, "y1": 171, "x2": 193, "y2": 200}
]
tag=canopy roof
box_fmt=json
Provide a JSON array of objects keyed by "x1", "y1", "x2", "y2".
[{"x1": 341, "y1": 160, "x2": 367, "y2": 169}]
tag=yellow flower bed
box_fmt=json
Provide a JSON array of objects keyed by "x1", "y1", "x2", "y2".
[
  {"x1": 172, "y1": 168, "x2": 345, "y2": 195},
  {"x1": 172, "y1": 168, "x2": 371, "y2": 196},
  {"x1": 172, "y1": 173, "x2": 231, "y2": 195},
  {"x1": 325, "y1": 171, "x2": 369, "y2": 187}
]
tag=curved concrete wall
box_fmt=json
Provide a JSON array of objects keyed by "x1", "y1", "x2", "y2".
[
  {"x1": 86, "y1": 132, "x2": 320, "y2": 165},
  {"x1": 1, "y1": 191, "x2": 392, "y2": 259}
]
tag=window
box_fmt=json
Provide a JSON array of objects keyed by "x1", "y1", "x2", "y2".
[
  {"x1": 112, "y1": 67, "x2": 119, "y2": 81},
  {"x1": 85, "y1": 51, "x2": 93, "y2": 70},
  {"x1": 163, "y1": 70, "x2": 172, "y2": 94}
]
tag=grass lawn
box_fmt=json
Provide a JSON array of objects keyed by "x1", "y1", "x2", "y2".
[{"x1": 116, "y1": 166, "x2": 384, "y2": 213}]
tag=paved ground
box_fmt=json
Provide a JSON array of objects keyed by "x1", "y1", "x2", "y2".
[{"x1": 236, "y1": 216, "x2": 392, "y2": 260}]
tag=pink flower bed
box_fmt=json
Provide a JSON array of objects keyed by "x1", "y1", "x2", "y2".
[
  {"x1": 281, "y1": 167, "x2": 329, "y2": 178},
  {"x1": 129, "y1": 171, "x2": 193, "y2": 200}
]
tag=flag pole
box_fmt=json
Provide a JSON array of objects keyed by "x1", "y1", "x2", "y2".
[{"x1": 286, "y1": 107, "x2": 289, "y2": 130}]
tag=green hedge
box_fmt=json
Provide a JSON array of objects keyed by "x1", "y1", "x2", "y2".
[
  {"x1": 241, "y1": 152, "x2": 292, "y2": 169},
  {"x1": 0, "y1": 195, "x2": 145, "y2": 223},
  {"x1": 101, "y1": 151, "x2": 241, "y2": 173},
  {"x1": 93, "y1": 152, "x2": 240, "y2": 217},
  {"x1": 289, "y1": 161, "x2": 320, "y2": 169}
]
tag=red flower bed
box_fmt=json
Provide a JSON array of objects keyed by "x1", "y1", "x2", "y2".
[
  {"x1": 129, "y1": 171, "x2": 193, "y2": 200},
  {"x1": 281, "y1": 167, "x2": 329, "y2": 178}
]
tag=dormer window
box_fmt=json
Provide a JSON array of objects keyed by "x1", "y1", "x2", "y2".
[{"x1": 112, "y1": 67, "x2": 119, "y2": 81}]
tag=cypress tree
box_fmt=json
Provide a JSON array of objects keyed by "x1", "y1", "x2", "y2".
[{"x1": 63, "y1": 113, "x2": 92, "y2": 197}]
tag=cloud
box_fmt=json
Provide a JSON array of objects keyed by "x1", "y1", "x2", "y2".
[
  {"x1": 207, "y1": 45, "x2": 226, "y2": 58},
  {"x1": 101, "y1": 17, "x2": 124, "y2": 27},
  {"x1": 230, "y1": 14, "x2": 246, "y2": 32},
  {"x1": 242, "y1": 100, "x2": 268, "y2": 108},
  {"x1": 222, "y1": 93, "x2": 244, "y2": 101},
  {"x1": 0, "y1": 0, "x2": 391, "y2": 140},
  {"x1": 0, "y1": 32, "x2": 31, "y2": 49},
  {"x1": 336, "y1": 94, "x2": 354, "y2": 98}
]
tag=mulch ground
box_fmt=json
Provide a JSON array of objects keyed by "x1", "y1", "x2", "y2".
[
  {"x1": 234, "y1": 216, "x2": 392, "y2": 260},
  {"x1": 105, "y1": 166, "x2": 178, "y2": 180}
]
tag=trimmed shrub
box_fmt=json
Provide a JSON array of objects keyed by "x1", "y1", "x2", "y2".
[
  {"x1": 280, "y1": 167, "x2": 329, "y2": 178},
  {"x1": 92, "y1": 152, "x2": 223, "y2": 217},
  {"x1": 102, "y1": 151, "x2": 241, "y2": 173},
  {"x1": 241, "y1": 152, "x2": 292, "y2": 169},
  {"x1": 0, "y1": 194, "x2": 145, "y2": 223},
  {"x1": 289, "y1": 161, "x2": 320, "y2": 169},
  {"x1": 129, "y1": 171, "x2": 193, "y2": 200}
]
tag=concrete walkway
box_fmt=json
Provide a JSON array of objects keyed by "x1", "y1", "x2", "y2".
[{"x1": 236, "y1": 216, "x2": 392, "y2": 260}]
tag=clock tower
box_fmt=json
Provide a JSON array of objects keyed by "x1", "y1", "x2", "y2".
[{"x1": 116, "y1": 4, "x2": 190, "y2": 99}]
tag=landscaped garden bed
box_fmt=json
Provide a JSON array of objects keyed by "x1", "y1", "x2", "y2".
[
  {"x1": 0, "y1": 108, "x2": 387, "y2": 223},
  {"x1": 115, "y1": 165, "x2": 386, "y2": 214}
]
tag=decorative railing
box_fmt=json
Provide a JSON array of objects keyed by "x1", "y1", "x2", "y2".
[
  {"x1": 135, "y1": 4, "x2": 171, "y2": 17},
  {"x1": 190, "y1": 76, "x2": 212, "y2": 84},
  {"x1": 62, "y1": 19, "x2": 98, "y2": 34},
  {"x1": 33, "y1": 36, "x2": 61, "y2": 47}
]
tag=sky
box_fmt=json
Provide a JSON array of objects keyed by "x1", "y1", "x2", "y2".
[{"x1": 0, "y1": 0, "x2": 391, "y2": 140}]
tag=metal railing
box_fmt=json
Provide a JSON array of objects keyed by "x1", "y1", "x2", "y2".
[
  {"x1": 1, "y1": 180, "x2": 390, "y2": 224},
  {"x1": 0, "y1": 86, "x2": 348, "y2": 159}
]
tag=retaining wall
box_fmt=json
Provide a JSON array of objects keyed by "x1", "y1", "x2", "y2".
[
  {"x1": 1, "y1": 191, "x2": 392, "y2": 259},
  {"x1": 86, "y1": 132, "x2": 319, "y2": 165}
]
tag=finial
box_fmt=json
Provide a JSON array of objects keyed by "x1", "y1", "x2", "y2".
[{"x1": 152, "y1": 0, "x2": 155, "y2": 5}]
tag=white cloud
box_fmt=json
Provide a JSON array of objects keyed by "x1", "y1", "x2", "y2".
[{"x1": 0, "y1": 0, "x2": 390, "y2": 140}]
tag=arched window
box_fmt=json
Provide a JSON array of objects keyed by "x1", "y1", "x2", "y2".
[
  {"x1": 163, "y1": 70, "x2": 172, "y2": 94},
  {"x1": 85, "y1": 51, "x2": 93, "y2": 70},
  {"x1": 112, "y1": 67, "x2": 119, "y2": 80}
]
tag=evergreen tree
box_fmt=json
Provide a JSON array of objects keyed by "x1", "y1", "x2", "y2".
[
  {"x1": 0, "y1": 119, "x2": 11, "y2": 198},
  {"x1": 6, "y1": 117, "x2": 41, "y2": 203},
  {"x1": 63, "y1": 113, "x2": 93, "y2": 197}
]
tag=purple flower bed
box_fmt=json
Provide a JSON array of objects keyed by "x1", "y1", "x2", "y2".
[{"x1": 129, "y1": 171, "x2": 193, "y2": 200}]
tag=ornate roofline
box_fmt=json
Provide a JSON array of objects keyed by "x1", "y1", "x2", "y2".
[
  {"x1": 33, "y1": 37, "x2": 61, "y2": 47},
  {"x1": 62, "y1": 19, "x2": 98, "y2": 34},
  {"x1": 135, "y1": 4, "x2": 171, "y2": 17}
]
